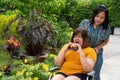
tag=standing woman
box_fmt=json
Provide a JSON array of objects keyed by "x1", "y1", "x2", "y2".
[{"x1": 79, "y1": 5, "x2": 111, "y2": 80}]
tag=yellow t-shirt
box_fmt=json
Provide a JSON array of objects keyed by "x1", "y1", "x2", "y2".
[{"x1": 59, "y1": 45, "x2": 97, "y2": 75}]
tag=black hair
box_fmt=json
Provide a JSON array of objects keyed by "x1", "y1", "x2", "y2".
[{"x1": 90, "y1": 5, "x2": 109, "y2": 30}]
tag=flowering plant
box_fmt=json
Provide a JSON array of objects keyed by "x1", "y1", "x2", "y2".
[
  {"x1": 0, "y1": 53, "x2": 56, "y2": 80},
  {"x1": 6, "y1": 36, "x2": 20, "y2": 59}
]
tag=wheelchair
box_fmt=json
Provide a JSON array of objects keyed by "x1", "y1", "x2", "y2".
[{"x1": 48, "y1": 67, "x2": 95, "y2": 80}]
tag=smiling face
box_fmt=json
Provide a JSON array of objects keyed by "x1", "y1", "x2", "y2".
[
  {"x1": 73, "y1": 33, "x2": 83, "y2": 46},
  {"x1": 94, "y1": 11, "x2": 105, "y2": 26}
]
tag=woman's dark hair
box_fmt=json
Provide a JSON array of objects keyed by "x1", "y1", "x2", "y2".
[
  {"x1": 70, "y1": 27, "x2": 89, "y2": 49},
  {"x1": 90, "y1": 4, "x2": 109, "y2": 30}
]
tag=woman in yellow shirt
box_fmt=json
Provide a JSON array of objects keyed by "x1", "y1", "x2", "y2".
[{"x1": 51, "y1": 27, "x2": 97, "y2": 80}]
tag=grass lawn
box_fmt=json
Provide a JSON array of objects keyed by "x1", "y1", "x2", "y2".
[
  {"x1": 0, "y1": 52, "x2": 9, "y2": 68},
  {"x1": 0, "y1": 51, "x2": 23, "y2": 70}
]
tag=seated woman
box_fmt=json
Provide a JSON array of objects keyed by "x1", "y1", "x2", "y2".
[{"x1": 51, "y1": 27, "x2": 97, "y2": 80}]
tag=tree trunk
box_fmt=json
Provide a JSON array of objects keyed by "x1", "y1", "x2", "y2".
[{"x1": 25, "y1": 42, "x2": 43, "y2": 56}]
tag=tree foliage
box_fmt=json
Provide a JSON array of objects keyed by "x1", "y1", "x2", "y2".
[{"x1": 0, "y1": 0, "x2": 66, "y2": 57}]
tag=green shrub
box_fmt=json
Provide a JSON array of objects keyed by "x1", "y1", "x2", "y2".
[
  {"x1": 0, "y1": 14, "x2": 18, "y2": 38},
  {"x1": 0, "y1": 53, "x2": 56, "y2": 80}
]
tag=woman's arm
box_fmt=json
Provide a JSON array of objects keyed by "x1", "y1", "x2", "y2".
[
  {"x1": 80, "y1": 55, "x2": 95, "y2": 72},
  {"x1": 95, "y1": 39, "x2": 109, "y2": 54},
  {"x1": 76, "y1": 44, "x2": 96, "y2": 72},
  {"x1": 55, "y1": 44, "x2": 69, "y2": 67}
]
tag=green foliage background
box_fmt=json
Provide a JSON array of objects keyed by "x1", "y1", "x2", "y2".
[{"x1": 0, "y1": 0, "x2": 120, "y2": 79}]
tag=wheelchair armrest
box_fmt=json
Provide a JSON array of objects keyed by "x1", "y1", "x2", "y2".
[
  {"x1": 87, "y1": 70, "x2": 95, "y2": 77},
  {"x1": 49, "y1": 67, "x2": 60, "y2": 72}
]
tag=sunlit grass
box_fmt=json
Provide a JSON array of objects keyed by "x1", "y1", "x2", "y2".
[
  {"x1": 0, "y1": 51, "x2": 23, "y2": 70},
  {"x1": 0, "y1": 52, "x2": 9, "y2": 69}
]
